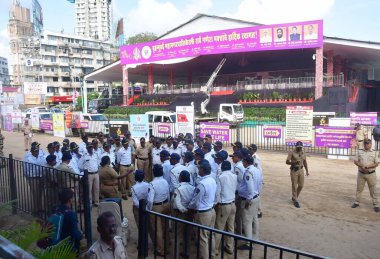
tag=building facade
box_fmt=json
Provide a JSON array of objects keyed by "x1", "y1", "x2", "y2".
[
  {"x1": 69, "y1": 0, "x2": 112, "y2": 41},
  {"x1": 0, "y1": 57, "x2": 10, "y2": 85}
]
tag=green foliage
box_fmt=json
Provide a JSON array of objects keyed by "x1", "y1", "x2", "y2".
[
  {"x1": 127, "y1": 32, "x2": 157, "y2": 44},
  {"x1": 104, "y1": 106, "x2": 166, "y2": 119},
  {"x1": 239, "y1": 92, "x2": 260, "y2": 101},
  {"x1": 32, "y1": 238, "x2": 77, "y2": 259},
  {"x1": 76, "y1": 92, "x2": 100, "y2": 108},
  {"x1": 244, "y1": 107, "x2": 286, "y2": 122}
]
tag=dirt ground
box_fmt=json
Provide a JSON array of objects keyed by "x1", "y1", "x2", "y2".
[{"x1": 1, "y1": 131, "x2": 380, "y2": 259}]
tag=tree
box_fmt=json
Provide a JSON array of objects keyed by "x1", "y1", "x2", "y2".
[
  {"x1": 126, "y1": 32, "x2": 157, "y2": 45},
  {"x1": 76, "y1": 92, "x2": 100, "y2": 109}
]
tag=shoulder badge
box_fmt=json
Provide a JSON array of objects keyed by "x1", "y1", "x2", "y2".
[
  {"x1": 246, "y1": 175, "x2": 250, "y2": 181},
  {"x1": 174, "y1": 193, "x2": 177, "y2": 198},
  {"x1": 195, "y1": 188, "x2": 200, "y2": 194}
]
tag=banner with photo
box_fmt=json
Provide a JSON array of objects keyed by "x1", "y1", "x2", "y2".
[
  {"x1": 53, "y1": 113, "x2": 65, "y2": 138},
  {"x1": 176, "y1": 106, "x2": 194, "y2": 136}
]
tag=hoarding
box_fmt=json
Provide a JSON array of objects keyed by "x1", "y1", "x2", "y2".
[
  {"x1": 157, "y1": 123, "x2": 172, "y2": 134},
  {"x1": 53, "y1": 113, "x2": 65, "y2": 138},
  {"x1": 285, "y1": 106, "x2": 313, "y2": 146},
  {"x1": 263, "y1": 125, "x2": 282, "y2": 138},
  {"x1": 315, "y1": 126, "x2": 356, "y2": 148},
  {"x1": 23, "y1": 82, "x2": 47, "y2": 95},
  {"x1": 199, "y1": 122, "x2": 230, "y2": 141},
  {"x1": 120, "y1": 20, "x2": 323, "y2": 65},
  {"x1": 176, "y1": 106, "x2": 194, "y2": 136},
  {"x1": 350, "y1": 112, "x2": 378, "y2": 126},
  {"x1": 130, "y1": 114, "x2": 149, "y2": 138}
]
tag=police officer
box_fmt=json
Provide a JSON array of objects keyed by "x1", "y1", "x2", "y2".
[
  {"x1": 131, "y1": 170, "x2": 153, "y2": 228},
  {"x1": 62, "y1": 139, "x2": 70, "y2": 153},
  {"x1": 116, "y1": 138, "x2": 135, "y2": 199},
  {"x1": 99, "y1": 156, "x2": 127, "y2": 199},
  {"x1": 78, "y1": 142, "x2": 101, "y2": 206},
  {"x1": 124, "y1": 130, "x2": 137, "y2": 154},
  {"x1": 45, "y1": 143, "x2": 60, "y2": 166},
  {"x1": 171, "y1": 139, "x2": 183, "y2": 164},
  {"x1": 352, "y1": 139, "x2": 379, "y2": 212},
  {"x1": 135, "y1": 137, "x2": 151, "y2": 181},
  {"x1": 248, "y1": 144, "x2": 263, "y2": 218},
  {"x1": 79, "y1": 134, "x2": 89, "y2": 155},
  {"x1": 70, "y1": 143, "x2": 82, "y2": 175},
  {"x1": 86, "y1": 212, "x2": 128, "y2": 259},
  {"x1": 183, "y1": 152, "x2": 197, "y2": 184},
  {"x1": 101, "y1": 143, "x2": 116, "y2": 166},
  {"x1": 355, "y1": 123, "x2": 367, "y2": 150},
  {"x1": 212, "y1": 141, "x2": 224, "y2": 153},
  {"x1": 113, "y1": 135, "x2": 122, "y2": 153},
  {"x1": 163, "y1": 136, "x2": 174, "y2": 151},
  {"x1": 185, "y1": 140, "x2": 195, "y2": 153},
  {"x1": 232, "y1": 141, "x2": 243, "y2": 153},
  {"x1": 237, "y1": 156, "x2": 262, "y2": 250},
  {"x1": 212, "y1": 150, "x2": 229, "y2": 175},
  {"x1": 172, "y1": 170, "x2": 195, "y2": 257},
  {"x1": 188, "y1": 159, "x2": 217, "y2": 259},
  {"x1": 193, "y1": 148, "x2": 205, "y2": 185},
  {"x1": 92, "y1": 139, "x2": 102, "y2": 158},
  {"x1": 169, "y1": 153, "x2": 187, "y2": 193},
  {"x1": 160, "y1": 150, "x2": 172, "y2": 184},
  {"x1": 53, "y1": 141, "x2": 63, "y2": 162},
  {"x1": 203, "y1": 142, "x2": 216, "y2": 177},
  {"x1": 97, "y1": 132, "x2": 106, "y2": 150},
  {"x1": 22, "y1": 119, "x2": 33, "y2": 151},
  {"x1": 148, "y1": 164, "x2": 171, "y2": 256},
  {"x1": 286, "y1": 141, "x2": 309, "y2": 208},
  {"x1": 214, "y1": 161, "x2": 237, "y2": 255},
  {"x1": 151, "y1": 139, "x2": 163, "y2": 166},
  {"x1": 56, "y1": 153, "x2": 78, "y2": 189}
]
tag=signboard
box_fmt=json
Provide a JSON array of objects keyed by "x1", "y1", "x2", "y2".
[
  {"x1": 130, "y1": 114, "x2": 149, "y2": 138},
  {"x1": 23, "y1": 82, "x2": 47, "y2": 95},
  {"x1": 157, "y1": 123, "x2": 172, "y2": 134},
  {"x1": 350, "y1": 112, "x2": 378, "y2": 126},
  {"x1": 53, "y1": 113, "x2": 65, "y2": 137},
  {"x1": 109, "y1": 122, "x2": 129, "y2": 137},
  {"x1": 120, "y1": 20, "x2": 323, "y2": 65},
  {"x1": 4, "y1": 114, "x2": 13, "y2": 132},
  {"x1": 1, "y1": 96, "x2": 16, "y2": 105},
  {"x1": 285, "y1": 106, "x2": 313, "y2": 146},
  {"x1": 11, "y1": 111, "x2": 22, "y2": 124},
  {"x1": 263, "y1": 125, "x2": 282, "y2": 138},
  {"x1": 24, "y1": 94, "x2": 41, "y2": 105},
  {"x1": 31, "y1": 108, "x2": 40, "y2": 130},
  {"x1": 315, "y1": 126, "x2": 356, "y2": 148},
  {"x1": 40, "y1": 119, "x2": 53, "y2": 131},
  {"x1": 199, "y1": 122, "x2": 230, "y2": 141},
  {"x1": 176, "y1": 106, "x2": 194, "y2": 136},
  {"x1": 313, "y1": 112, "x2": 335, "y2": 126}
]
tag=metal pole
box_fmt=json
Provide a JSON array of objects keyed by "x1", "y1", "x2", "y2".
[
  {"x1": 82, "y1": 170, "x2": 92, "y2": 247},
  {"x1": 8, "y1": 154, "x2": 17, "y2": 215},
  {"x1": 138, "y1": 199, "x2": 148, "y2": 258}
]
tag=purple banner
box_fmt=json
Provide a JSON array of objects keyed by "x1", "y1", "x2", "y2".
[
  {"x1": 199, "y1": 122, "x2": 230, "y2": 141},
  {"x1": 120, "y1": 20, "x2": 323, "y2": 65},
  {"x1": 315, "y1": 126, "x2": 356, "y2": 148},
  {"x1": 263, "y1": 125, "x2": 282, "y2": 138},
  {"x1": 350, "y1": 112, "x2": 378, "y2": 126},
  {"x1": 40, "y1": 119, "x2": 53, "y2": 131},
  {"x1": 158, "y1": 123, "x2": 171, "y2": 134}
]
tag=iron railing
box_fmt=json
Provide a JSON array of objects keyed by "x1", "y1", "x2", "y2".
[
  {"x1": 137, "y1": 200, "x2": 329, "y2": 259},
  {"x1": 0, "y1": 155, "x2": 92, "y2": 246}
]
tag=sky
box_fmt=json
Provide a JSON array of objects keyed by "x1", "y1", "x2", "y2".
[{"x1": 0, "y1": 0, "x2": 379, "y2": 72}]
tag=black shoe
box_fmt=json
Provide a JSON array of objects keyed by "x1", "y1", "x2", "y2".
[
  {"x1": 122, "y1": 195, "x2": 128, "y2": 200},
  {"x1": 374, "y1": 207, "x2": 380, "y2": 212},
  {"x1": 224, "y1": 247, "x2": 234, "y2": 255},
  {"x1": 351, "y1": 203, "x2": 359, "y2": 208},
  {"x1": 238, "y1": 244, "x2": 252, "y2": 250},
  {"x1": 258, "y1": 212, "x2": 263, "y2": 218},
  {"x1": 294, "y1": 201, "x2": 300, "y2": 208}
]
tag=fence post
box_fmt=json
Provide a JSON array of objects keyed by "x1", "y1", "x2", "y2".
[
  {"x1": 236, "y1": 123, "x2": 241, "y2": 142},
  {"x1": 138, "y1": 199, "x2": 148, "y2": 259},
  {"x1": 82, "y1": 170, "x2": 92, "y2": 247},
  {"x1": 8, "y1": 154, "x2": 17, "y2": 215}
]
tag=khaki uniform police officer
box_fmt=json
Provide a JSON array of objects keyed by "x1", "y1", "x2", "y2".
[
  {"x1": 355, "y1": 123, "x2": 367, "y2": 150},
  {"x1": 286, "y1": 141, "x2": 309, "y2": 208},
  {"x1": 116, "y1": 138, "x2": 135, "y2": 198},
  {"x1": 135, "y1": 137, "x2": 151, "y2": 181},
  {"x1": 352, "y1": 139, "x2": 380, "y2": 212}
]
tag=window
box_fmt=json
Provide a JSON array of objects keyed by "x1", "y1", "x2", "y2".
[
  {"x1": 61, "y1": 67, "x2": 70, "y2": 72},
  {"x1": 97, "y1": 60, "x2": 102, "y2": 65},
  {"x1": 154, "y1": 116, "x2": 162, "y2": 122},
  {"x1": 62, "y1": 77, "x2": 71, "y2": 82},
  {"x1": 53, "y1": 77, "x2": 58, "y2": 82},
  {"x1": 222, "y1": 106, "x2": 232, "y2": 114},
  {"x1": 50, "y1": 56, "x2": 56, "y2": 62},
  {"x1": 47, "y1": 87, "x2": 58, "y2": 93},
  {"x1": 85, "y1": 59, "x2": 92, "y2": 65}
]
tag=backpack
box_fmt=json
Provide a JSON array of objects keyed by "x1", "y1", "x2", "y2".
[{"x1": 48, "y1": 208, "x2": 69, "y2": 245}]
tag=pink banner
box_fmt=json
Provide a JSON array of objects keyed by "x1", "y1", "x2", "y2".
[{"x1": 120, "y1": 20, "x2": 323, "y2": 65}]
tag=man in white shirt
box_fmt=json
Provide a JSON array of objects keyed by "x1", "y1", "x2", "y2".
[
  {"x1": 92, "y1": 139, "x2": 102, "y2": 159},
  {"x1": 188, "y1": 159, "x2": 217, "y2": 259},
  {"x1": 170, "y1": 139, "x2": 183, "y2": 164},
  {"x1": 304, "y1": 24, "x2": 318, "y2": 40},
  {"x1": 79, "y1": 134, "x2": 89, "y2": 156},
  {"x1": 212, "y1": 150, "x2": 228, "y2": 176},
  {"x1": 160, "y1": 150, "x2": 172, "y2": 185},
  {"x1": 169, "y1": 153, "x2": 187, "y2": 193},
  {"x1": 148, "y1": 164, "x2": 171, "y2": 256},
  {"x1": 203, "y1": 142, "x2": 217, "y2": 179},
  {"x1": 214, "y1": 161, "x2": 237, "y2": 255},
  {"x1": 78, "y1": 142, "x2": 101, "y2": 206},
  {"x1": 230, "y1": 151, "x2": 245, "y2": 236},
  {"x1": 101, "y1": 143, "x2": 116, "y2": 166},
  {"x1": 183, "y1": 152, "x2": 197, "y2": 185},
  {"x1": 172, "y1": 170, "x2": 195, "y2": 257},
  {"x1": 151, "y1": 140, "x2": 163, "y2": 166},
  {"x1": 116, "y1": 138, "x2": 135, "y2": 199},
  {"x1": 131, "y1": 170, "x2": 153, "y2": 228},
  {"x1": 162, "y1": 136, "x2": 174, "y2": 151},
  {"x1": 248, "y1": 144, "x2": 263, "y2": 218}
]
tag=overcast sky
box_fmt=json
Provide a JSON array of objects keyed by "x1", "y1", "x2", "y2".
[{"x1": 0, "y1": 0, "x2": 379, "y2": 72}]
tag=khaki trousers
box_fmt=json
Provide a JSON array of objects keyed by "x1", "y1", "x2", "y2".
[
  {"x1": 355, "y1": 172, "x2": 379, "y2": 207},
  {"x1": 193, "y1": 209, "x2": 216, "y2": 259},
  {"x1": 214, "y1": 203, "x2": 236, "y2": 253},
  {"x1": 240, "y1": 198, "x2": 259, "y2": 242},
  {"x1": 119, "y1": 165, "x2": 134, "y2": 195},
  {"x1": 149, "y1": 202, "x2": 170, "y2": 254},
  {"x1": 235, "y1": 195, "x2": 242, "y2": 235},
  {"x1": 88, "y1": 173, "x2": 99, "y2": 205},
  {"x1": 136, "y1": 159, "x2": 151, "y2": 181},
  {"x1": 27, "y1": 177, "x2": 43, "y2": 213},
  {"x1": 290, "y1": 170, "x2": 304, "y2": 201},
  {"x1": 173, "y1": 209, "x2": 192, "y2": 257},
  {"x1": 24, "y1": 135, "x2": 32, "y2": 150}
]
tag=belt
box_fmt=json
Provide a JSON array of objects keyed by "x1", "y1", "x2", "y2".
[
  {"x1": 359, "y1": 170, "x2": 375, "y2": 175},
  {"x1": 120, "y1": 164, "x2": 132, "y2": 167},
  {"x1": 153, "y1": 199, "x2": 168, "y2": 205},
  {"x1": 218, "y1": 201, "x2": 234, "y2": 206},
  {"x1": 102, "y1": 183, "x2": 118, "y2": 186},
  {"x1": 241, "y1": 194, "x2": 259, "y2": 201},
  {"x1": 195, "y1": 207, "x2": 213, "y2": 213},
  {"x1": 88, "y1": 171, "x2": 98, "y2": 174},
  {"x1": 357, "y1": 140, "x2": 363, "y2": 142},
  {"x1": 137, "y1": 157, "x2": 149, "y2": 161}
]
